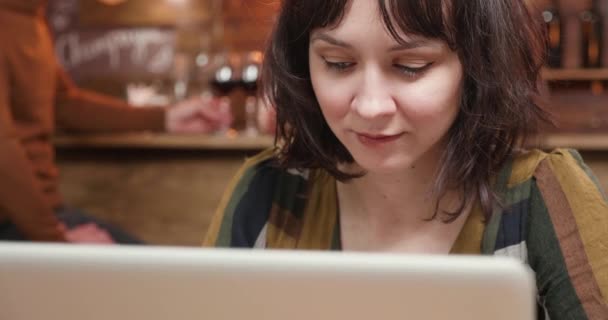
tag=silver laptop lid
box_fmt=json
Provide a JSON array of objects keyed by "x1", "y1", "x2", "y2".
[{"x1": 0, "y1": 242, "x2": 536, "y2": 320}]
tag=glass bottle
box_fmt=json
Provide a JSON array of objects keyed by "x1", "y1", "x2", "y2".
[{"x1": 543, "y1": 1, "x2": 562, "y2": 68}]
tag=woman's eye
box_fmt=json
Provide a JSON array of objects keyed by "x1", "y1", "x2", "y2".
[
  {"x1": 394, "y1": 63, "x2": 432, "y2": 77},
  {"x1": 323, "y1": 58, "x2": 355, "y2": 72}
]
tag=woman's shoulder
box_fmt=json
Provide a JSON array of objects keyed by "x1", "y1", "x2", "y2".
[
  {"x1": 488, "y1": 147, "x2": 607, "y2": 253},
  {"x1": 505, "y1": 148, "x2": 608, "y2": 317},
  {"x1": 490, "y1": 148, "x2": 602, "y2": 213},
  {"x1": 233, "y1": 147, "x2": 311, "y2": 176},
  {"x1": 203, "y1": 148, "x2": 324, "y2": 248},
  {"x1": 501, "y1": 147, "x2": 607, "y2": 224},
  {"x1": 506, "y1": 148, "x2": 591, "y2": 187},
  {"x1": 227, "y1": 148, "x2": 316, "y2": 197}
]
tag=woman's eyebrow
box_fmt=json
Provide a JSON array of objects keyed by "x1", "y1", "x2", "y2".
[
  {"x1": 311, "y1": 32, "x2": 431, "y2": 51},
  {"x1": 388, "y1": 40, "x2": 429, "y2": 51},
  {"x1": 311, "y1": 33, "x2": 353, "y2": 49}
]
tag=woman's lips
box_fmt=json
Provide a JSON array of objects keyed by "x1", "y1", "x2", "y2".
[{"x1": 355, "y1": 132, "x2": 405, "y2": 146}]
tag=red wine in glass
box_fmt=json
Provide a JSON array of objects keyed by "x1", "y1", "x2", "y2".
[{"x1": 211, "y1": 64, "x2": 239, "y2": 96}]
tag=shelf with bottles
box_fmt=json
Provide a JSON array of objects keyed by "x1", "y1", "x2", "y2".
[
  {"x1": 531, "y1": 132, "x2": 608, "y2": 150},
  {"x1": 544, "y1": 76, "x2": 608, "y2": 98},
  {"x1": 542, "y1": 67, "x2": 608, "y2": 95},
  {"x1": 538, "y1": 0, "x2": 608, "y2": 95},
  {"x1": 542, "y1": 67, "x2": 608, "y2": 80}
]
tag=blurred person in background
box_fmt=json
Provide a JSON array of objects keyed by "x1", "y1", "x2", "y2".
[{"x1": 0, "y1": 0, "x2": 232, "y2": 244}]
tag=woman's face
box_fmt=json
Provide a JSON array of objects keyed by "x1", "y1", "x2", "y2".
[{"x1": 309, "y1": 0, "x2": 463, "y2": 174}]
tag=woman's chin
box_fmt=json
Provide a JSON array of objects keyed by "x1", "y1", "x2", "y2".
[{"x1": 352, "y1": 153, "x2": 416, "y2": 174}]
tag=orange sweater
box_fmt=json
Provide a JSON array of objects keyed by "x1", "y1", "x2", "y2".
[{"x1": 0, "y1": 0, "x2": 166, "y2": 241}]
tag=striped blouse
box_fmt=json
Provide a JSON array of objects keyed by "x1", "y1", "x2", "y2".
[{"x1": 203, "y1": 148, "x2": 608, "y2": 319}]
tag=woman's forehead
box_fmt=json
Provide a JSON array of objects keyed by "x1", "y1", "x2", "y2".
[{"x1": 311, "y1": 0, "x2": 451, "y2": 46}]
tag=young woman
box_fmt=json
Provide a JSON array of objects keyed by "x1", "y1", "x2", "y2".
[{"x1": 204, "y1": 1, "x2": 608, "y2": 318}]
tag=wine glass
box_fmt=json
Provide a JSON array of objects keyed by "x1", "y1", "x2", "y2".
[
  {"x1": 241, "y1": 51, "x2": 263, "y2": 136},
  {"x1": 210, "y1": 52, "x2": 240, "y2": 134}
]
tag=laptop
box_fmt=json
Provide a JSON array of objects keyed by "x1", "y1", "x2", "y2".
[{"x1": 0, "y1": 242, "x2": 536, "y2": 320}]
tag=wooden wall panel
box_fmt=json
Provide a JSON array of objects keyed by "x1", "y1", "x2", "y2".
[
  {"x1": 222, "y1": 0, "x2": 279, "y2": 51},
  {"x1": 79, "y1": 0, "x2": 214, "y2": 27}
]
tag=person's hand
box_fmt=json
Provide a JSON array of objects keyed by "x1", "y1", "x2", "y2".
[
  {"x1": 61, "y1": 223, "x2": 115, "y2": 244},
  {"x1": 165, "y1": 96, "x2": 232, "y2": 134}
]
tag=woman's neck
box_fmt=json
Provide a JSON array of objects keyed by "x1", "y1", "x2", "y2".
[
  {"x1": 338, "y1": 147, "x2": 451, "y2": 222},
  {"x1": 336, "y1": 149, "x2": 469, "y2": 252}
]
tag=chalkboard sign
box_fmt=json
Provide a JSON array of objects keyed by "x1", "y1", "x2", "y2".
[
  {"x1": 47, "y1": 0, "x2": 176, "y2": 81},
  {"x1": 53, "y1": 28, "x2": 175, "y2": 79}
]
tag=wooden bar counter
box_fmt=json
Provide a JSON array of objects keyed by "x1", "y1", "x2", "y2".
[
  {"x1": 54, "y1": 132, "x2": 608, "y2": 247},
  {"x1": 54, "y1": 134, "x2": 273, "y2": 247}
]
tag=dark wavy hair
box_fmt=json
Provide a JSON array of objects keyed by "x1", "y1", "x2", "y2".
[{"x1": 262, "y1": 0, "x2": 549, "y2": 221}]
